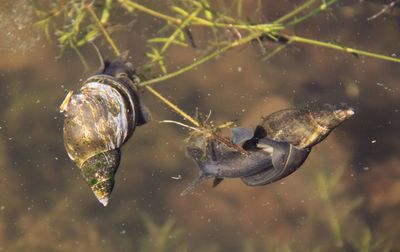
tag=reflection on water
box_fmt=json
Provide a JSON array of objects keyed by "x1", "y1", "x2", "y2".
[{"x1": 0, "y1": 1, "x2": 399, "y2": 251}]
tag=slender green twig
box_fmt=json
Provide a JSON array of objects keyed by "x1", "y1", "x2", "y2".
[
  {"x1": 70, "y1": 38, "x2": 89, "y2": 70},
  {"x1": 118, "y1": 0, "x2": 182, "y2": 24},
  {"x1": 139, "y1": 46, "x2": 227, "y2": 87},
  {"x1": 86, "y1": 3, "x2": 200, "y2": 127},
  {"x1": 117, "y1": 0, "x2": 399, "y2": 78},
  {"x1": 262, "y1": 42, "x2": 292, "y2": 61},
  {"x1": 286, "y1": 0, "x2": 338, "y2": 26},
  {"x1": 262, "y1": 33, "x2": 400, "y2": 64},
  {"x1": 85, "y1": 3, "x2": 121, "y2": 55},
  {"x1": 290, "y1": 35, "x2": 400, "y2": 63},
  {"x1": 85, "y1": 2, "x2": 248, "y2": 155},
  {"x1": 145, "y1": 85, "x2": 200, "y2": 127},
  {"x1": 160, "y1": 6, "x2": 203, "y2": 54},
  {"x1": 119, "y1": 0, "x2": 283, "y2": 32},
  {"x1": 138, "y1": 32, "x2": 262, "y2": 87},
  {"x1": 274, "y1": 0, "x2": 318, "y2": 24},
  {"x1": 236, "y1": 0, "x2": 242, "y2": 18}
]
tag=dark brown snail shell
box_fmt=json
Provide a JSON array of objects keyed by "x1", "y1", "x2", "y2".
[
  {"x1": 60, "y1": 54, "x2": 150, "y2": 206},
  {"x1": 241, "y1": 104, "x2": 355, "y2": 186},
  {"x1": 259, "y1": 104, "x2": 355, "y2": 149}
]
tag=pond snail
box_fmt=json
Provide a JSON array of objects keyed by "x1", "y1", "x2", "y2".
[
  {"x1": 241, "y1": 104, "x2": 355, "y2": 186},
  {"x1": 60, "y1": 52, "x2": 150, "y2": 206},
  {"x1": 182, "y1": 104, "x2": 354, "y2": 195}
]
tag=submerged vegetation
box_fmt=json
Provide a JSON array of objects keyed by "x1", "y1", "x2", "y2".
[
  {"x1": 0, "y1": 0, "x2": 398, "y2": 251},
  {"x1": 34, "y1": 0, "x2": 400, "y2": 149}
]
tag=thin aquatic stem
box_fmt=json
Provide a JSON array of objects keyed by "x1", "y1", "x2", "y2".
[
  {"x1": 85, "y1": 4, "x2": 121, "y2": 55},
  {"x1": 118, "y1": 0, "x2": 400, "y2": 67},
  {"x1": 290, "y1": 35, "x2": 400, "y2": 63},
  {"x1": 145, "y1": 86, "x2": 200, "y2": 127},
  {"x1": 85, "y1": 0, "x2": 250, "y2": 151},
  {"x1": 86, "y1": 3, "x2": 201, "y2": 127},
  {"x1": 119, "y1": 0, "x2": 283, "y2": 33},
  {"x1": 118, "y1": 0, "x2": 181, "y2": 24},
  {"x1": 138, "y1": 47, "x2": 226, "y2": 87},
  {"x1": 262, "y1": 42, "x2": 292, "y2": 61},
  {"x1": 286, "y1": 0, "x2": 338, "y2": 26},
  {"x1": 138, "y1": 31, "x2": 262, "y2": 87},
  {"x1": 160, "y1": 6, "x2": 203, "y2": 54},
  {"x1": 159, "y1": 120, "x2": 202, "y2": 132},
  {"x1": 274, "y1": 0, "x2": 318, "y2": 24}
]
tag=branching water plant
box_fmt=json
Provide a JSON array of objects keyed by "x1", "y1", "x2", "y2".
[
  {"x1": 35, "y1": 0, "x2": 400, "y2": 114},
  {"x1": 35, "y1": 0, "x2": 400, "y2": 145}
]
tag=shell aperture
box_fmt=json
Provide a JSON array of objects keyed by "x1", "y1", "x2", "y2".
[{"x1": 61, "y1": 55, "x2": 150, "y2": 206}]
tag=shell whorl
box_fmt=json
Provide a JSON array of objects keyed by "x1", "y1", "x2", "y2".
[
  {"x1": 80, "y1": 149, "x2": 121, "y2": 206},
  {"x1": 260, "y1": 105, "x2": 354, "y2": 149}
]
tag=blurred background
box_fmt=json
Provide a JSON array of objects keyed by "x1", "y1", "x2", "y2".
[{"x1": 0, "y1": 0, "x2": 399, "y2": 251}]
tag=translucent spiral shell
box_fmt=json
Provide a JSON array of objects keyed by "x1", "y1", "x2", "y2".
[
  {"x1": 241, "y1": 104, "x2": 355, "y2": 186},
  {"x1": 62, "y1": 77, "x2": 135, "y2": 165},
  {"x1": 61, "y1": 75, "x2": 139, "y2": 206},
  {"x1": 259, "y1": 105, "x2": 355, "y2": 149}
]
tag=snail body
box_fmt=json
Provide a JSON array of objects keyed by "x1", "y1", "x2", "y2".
[
  {"x1": 187, "y1": 141, "x2": 272, "y2": 178},
  {"x1": 61, "y1": 53, "x2": 150, "y2": 206},
  {"x1": 181, "y1": 132, "x2": 275, "y2": 196},
  {"x1": 182, "y1": 104, "x2": 354, "y2": 195},
  {"x1": 182, "y1": 126, "x2": 301, "y2": 195}
]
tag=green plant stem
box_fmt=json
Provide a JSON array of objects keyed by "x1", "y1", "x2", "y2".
[
  {"x1": 274, "y1": 0, "x2": 318, "y2": 24},
  {"x1": 145, "y1": 86, "x2": 200, "y2": 127},
  {"x1": 290, "y1": 35, "x2": 400, "y2": 63},
  {"x1": 118, "y1": 0, "x2": 181, "y2": 24},
  {"x1": 86, "y1": 3, "x2": 200, "y2": 127},
  {"x1": 139, "y1": 47, "x2": 227, "y2": 87},
  {"x1": 262, "y1": 42, "x2": 292, "y2": 61},
  {"x1": 87, "y1": 0, "x2": 400, "y2": 126},
  {"x1": 85, "y1": 4, "x2": 121, "y2": 55},
  {"x1": 138, "y1": 32, "x2": 261, "y2": 87},
  {"x1": 117, "y1": 0, "x2": 400, "y2": 69},
  {"x1": 286, "y1": 0, "x2": 338, "y2": 26},
  {"x1": 140, "y1": 28, "x2": 400, "y2": 87},
  {"x1": 85, "y1": 2, "x2": 248, "y2": 154},
  {"x1": 161, "y1": 6, "x2": 203, "y2": 54},
  {"x1": 119, "y1": 0, "x2": 282, "y2": 32}
]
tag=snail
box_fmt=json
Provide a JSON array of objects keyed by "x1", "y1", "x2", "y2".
[
  {"x1": 60, "y1": 51, "x2": 150, "y2": 206},
  {"x1": 241, "y1": 104, "x2": 355, "y2": 185},
  {"x1": 181, "y1": 127, "x2": 279, "y2": 195},
  {"x1": 182, "y1": 104, "x2": 354, "y2": 195}
]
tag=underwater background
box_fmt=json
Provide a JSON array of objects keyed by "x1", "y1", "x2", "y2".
[{"x1": 0, "y1": 0, "x2": 399, "y2": 251}]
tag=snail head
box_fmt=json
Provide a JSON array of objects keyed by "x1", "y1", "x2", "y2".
[
  {"x1": 80, "y1": 149, "x2": 121, "y2": 206},
  {"x1": 101, "y1": 51, "x2": 136, "y2": 81}
]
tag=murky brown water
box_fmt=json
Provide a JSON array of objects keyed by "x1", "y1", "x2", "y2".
[{"x1": 0, "y1": 1, "x2": 399, "y2": 251}]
